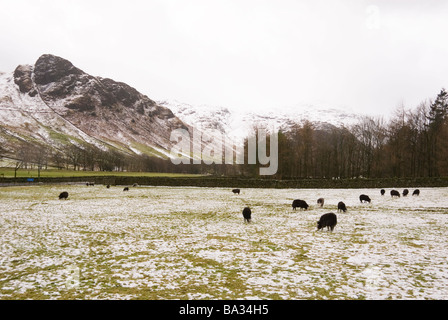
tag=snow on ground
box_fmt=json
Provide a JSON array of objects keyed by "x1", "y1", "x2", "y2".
[{"x1": 0, "y1": 185, "x2": 448, "y2": 300}]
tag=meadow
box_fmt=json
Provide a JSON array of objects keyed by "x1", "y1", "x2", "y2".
[
  {"x1": 0, "y1": 168, "x2": 203, "y2": 178},
  {"x1": 1, "y1": 185, "x2": 448, "y2": 300}
]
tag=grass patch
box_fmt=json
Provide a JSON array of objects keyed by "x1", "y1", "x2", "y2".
[{"x1": 0, "y1": 168, "x2": 206, "y2": 178}]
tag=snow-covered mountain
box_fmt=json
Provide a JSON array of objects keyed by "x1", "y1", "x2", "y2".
[
  {"x1": 0, "y1": 54, "x2": 189, "y2": 161},
  {"x1": 159, "y1": 99, "x2": 362, "y2": 141},
  {"x1": 1, "y1": 53, "x2": 363, "y2": 168}
]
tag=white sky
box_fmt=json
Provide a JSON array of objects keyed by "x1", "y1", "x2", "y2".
[{"x1": 0, "y1": 0, "x2": 447, "y2": 117}]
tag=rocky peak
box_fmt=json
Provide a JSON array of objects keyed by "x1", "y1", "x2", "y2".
[
  {"x1": 29, "y1": 54, "x2": 177, "y2": 120},
  {"x1": 13, "y1": 64, "x2": 37, "y2": 96},
  {"x1": 33, "y1": 54, "x2": 96, "y2": 107},
  {"x1": 1, "y1": 53, "x2": 190, "y2": 161},
  {"x1": 34, "y1": 54, "x2": 83, "y2": 86}
]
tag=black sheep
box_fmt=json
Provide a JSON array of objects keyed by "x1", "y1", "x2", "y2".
[
  {"x1": 380, "y1": 189, "x2": 385, "y2": 196},
  {"x1": 390, "y1": 190, "x2": 400, "y2": 198},
  {"x1": 232, "y1": 189, "x2": 240, "y2": 195},
  {"x1": 413, "y1": 189, "x2": 420, "y2": 196},
  {"x1": 317, "y1": 213, "x2": 337, "y2": 231},
  {"x1": 359, "y1": 194, "x2": 371, "y2": 203},
  {"x1": 403, "y1": 189, "x2": 409, "y2": 196},
  {"x1": 123, "y1": 187, "x2": 129, "y2": 191},
  {"x1": 59, "y1": 191, "x2": 69, "y2": 200},
  {"x1": 242, "y1": 207, "x2": 252, "y2": 223},
  {"x1": 337, "y1": 201, "x2": 347, "y2": 213},
  {"x1": 292, "y1": 199, "x2": 309, "y2": 210}
]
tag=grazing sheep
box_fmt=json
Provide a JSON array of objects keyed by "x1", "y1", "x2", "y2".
[
  {"x1": 359, "y1": 194, "x2": 371, "y2": 203},
  {"x1": 133, "y1": 183, "x2": 139, "y2": 187},
  {"x1": 86, "y1": 182, "x2": 94, "y2": 186},
  {"x1": 242, "y1": 207, "x2": 252, "y2": 223},
  {"x1": 123, "y1": 187, "x2": 129, "y2": 191},
  {"x1": 337, "y1": 201, "x2": 347, "y2": 213},
  {"x1": 317, "y1": 213, "x2": 337, "y2": 231},
  {"x1": 232, "y1": 189, "x2": 240, "y2": 195},
  {"x1": 59, "y1": 191, "x2": 69, "y2": 200},
  {"x1": 403, "y1": 189, "x2": 409, "y2": 196},
  {"x1": 106, "y1": 185, "x2": 110, "y2": 189},
  {"x1": 317, "y1": 198, "x2": 324, "y2": 207},
  {"x1": 390, "y1": 190, "x2": 400, "y2": 198},
  {"x1": 292, "y1": 199, "x2": 309, "y2": 210},
  {"x1": 380, "y1": 189, "x2": 385, "y2": 196},
  {"x1": 413, "y1": 189, "x2": 420, "y2": 196}
]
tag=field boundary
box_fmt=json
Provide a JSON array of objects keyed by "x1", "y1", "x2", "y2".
[{"x1": 2, "y1": 176, "x2": 448, "y2": 188}]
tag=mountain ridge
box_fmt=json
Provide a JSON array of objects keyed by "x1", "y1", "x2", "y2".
[
  {"x1": 1, "y1": 54, "x2": 363, "y2": 171},
  {"x1": 159, "y1": 99, "x2": 362, "y2": 141},
  {"x1": 0, "y1": 54, "x2": 190, "y2": 167}
]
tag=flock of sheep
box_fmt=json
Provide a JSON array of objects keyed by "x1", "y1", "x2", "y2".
[
  {"x1": 233, "y1": 187, "x2": 421, "y2": 232},
  {"x1": 58, "y1": 182, "x2": 139, "y2": 200},
  {"x1": 57, "y1": 185, "x2": 421, "y2": 234}
]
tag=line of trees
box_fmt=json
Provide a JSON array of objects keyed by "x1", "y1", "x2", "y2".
[
  {"x1": 251, "y1": 88, "x2": 448, "y2": 179},
  {"x1": 1, "y1": 139, "x2": 224, "y2": 175},
  {"x1": 2, "y1": 142, "x2": 188, "y2": 175}
]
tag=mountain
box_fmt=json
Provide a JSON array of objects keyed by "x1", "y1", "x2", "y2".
[
  {"x1": 0, "y1": 54, "x2": 189, "y2": 165},
  {"x1": 0, "y1": 54, "x2": 363, "y2": 171},
  {"x1": 159, "y1": 99, "x2": 362, "y2": 141}
]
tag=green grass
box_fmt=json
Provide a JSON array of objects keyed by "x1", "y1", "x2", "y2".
[{"x1": 0, "y1": 168, "x2": 205, "y2": 178}]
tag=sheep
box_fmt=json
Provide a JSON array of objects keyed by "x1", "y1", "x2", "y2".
[
  {"x1": 242, "y1": 207, "x2": 251, "y2": 223},
  {"x1": 359, "y1": 194, "x2": 371, "y2": 203},
  {"x1": 59, "y1": 191, "x2": 69, "y2": 200},
  {"x1": 390, "y1": 190, "x2": 400, "y2": 198},
  {"x1": 317, "y1": 198, "x2": 324, "y2": 207},
  {"x1": 317, "y1": 213, "x2": 337, "y2": 231},
  {"x1": 292, "y1": 199, "x2": 309, "y2": 210},
  {"x1": 337, "y1": 201, "x2": 347, "y2": 213}
]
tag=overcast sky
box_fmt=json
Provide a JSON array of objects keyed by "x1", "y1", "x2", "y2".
[{"x1": 1, "y1": 0, "x2": 447, "y2": 117}]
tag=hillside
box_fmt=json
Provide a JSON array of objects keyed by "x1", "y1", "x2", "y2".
[
  {"x1": 0, "y1": 54, "x2": 189, "y2": 165},
  {"x1": 1, "y1": 54, "x2": 363, "y2": 172},
  {"x1": 159, "y1": 99, "x2": 361, "y2": 141}
]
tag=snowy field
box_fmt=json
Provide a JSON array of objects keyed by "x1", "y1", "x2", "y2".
[{"x1": 1, "y1": 185, "x2": 448, "y2": 300}]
